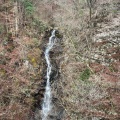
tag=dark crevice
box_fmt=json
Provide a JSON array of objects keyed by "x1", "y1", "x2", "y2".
[{"x1": 30, "y1": 28, "x2": 64, "y2": 120}]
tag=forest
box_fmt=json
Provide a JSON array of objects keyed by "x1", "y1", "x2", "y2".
[{"x1": 0, "y1": 0, "x2": 120, "y2": 120}]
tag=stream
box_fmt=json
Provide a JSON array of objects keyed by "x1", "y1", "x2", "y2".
[{"x1": 42, "y1": 30, "x2": 56, "y2": 120}]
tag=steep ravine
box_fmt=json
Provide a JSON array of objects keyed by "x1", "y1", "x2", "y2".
[
  {"x1": 0, "y1": 0, "x2": 120, "y2": 120},
  {"x1": 31, "y1": 29, "x2": 64, "y2": 120}
]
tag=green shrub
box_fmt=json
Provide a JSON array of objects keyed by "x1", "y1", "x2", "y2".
[
  {"x1": 23, "y1": 0, "x2": 34, "y2": 15},
  {"x1": 80, "y1": 68, "x2": 91, "y2": 81}
]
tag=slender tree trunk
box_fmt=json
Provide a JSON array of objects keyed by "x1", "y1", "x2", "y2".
[{"x1": 89, "y1": 6, "x2": 92, "y2": 20}]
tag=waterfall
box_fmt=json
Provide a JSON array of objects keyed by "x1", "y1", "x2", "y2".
[{"x1": 42, "y1": 30, "x2": 56, "y2": 120}]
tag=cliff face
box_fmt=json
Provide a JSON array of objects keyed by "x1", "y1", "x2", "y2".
[
  {"x1": 32, "y1": 30, "x2": 63, "y2": 120},
  {"x1": 0, "y1": 0, "x2": 120, "y2": 120}
]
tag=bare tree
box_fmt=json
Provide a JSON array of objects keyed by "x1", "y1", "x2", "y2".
[{"x1": 86, "y1": 0, "x2": 96, "y2": 20}]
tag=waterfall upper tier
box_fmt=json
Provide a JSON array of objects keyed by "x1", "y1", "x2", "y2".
[{"x1": 42, "y1": 30, "x2": 56, "y2": 120}]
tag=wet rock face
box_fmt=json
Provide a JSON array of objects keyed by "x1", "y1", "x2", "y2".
[
  {"x1": 42, "y1": 29, "x2": 63, "y2": 82},
  {"x1": 32, "y1": 29, "x2": 64, "y2": 120}
]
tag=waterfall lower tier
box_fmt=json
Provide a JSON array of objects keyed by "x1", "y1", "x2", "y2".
[{"x1": 42, "y1": 30, "x2": 56, "y2": 120}]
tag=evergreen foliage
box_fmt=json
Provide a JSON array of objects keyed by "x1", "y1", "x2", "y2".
[
  {"x1": 23, "y1": 0, "x2": 34, "y2": 15},
  {"x1": 80, "y1": 68, "x2": 91, "y2": 81}
]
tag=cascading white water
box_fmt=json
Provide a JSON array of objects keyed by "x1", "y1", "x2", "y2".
[{"x1": 42, "y1": 30, "x2": 56, "y2": 120}]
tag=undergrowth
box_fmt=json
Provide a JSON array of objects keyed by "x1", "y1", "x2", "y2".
[{"x1": 80, "y1": 68, "x2": 91, "y2": 81}]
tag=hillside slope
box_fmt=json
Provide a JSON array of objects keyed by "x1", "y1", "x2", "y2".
[{"x1": 0, "y1": 0, "x2": 120, "y2": 120}]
